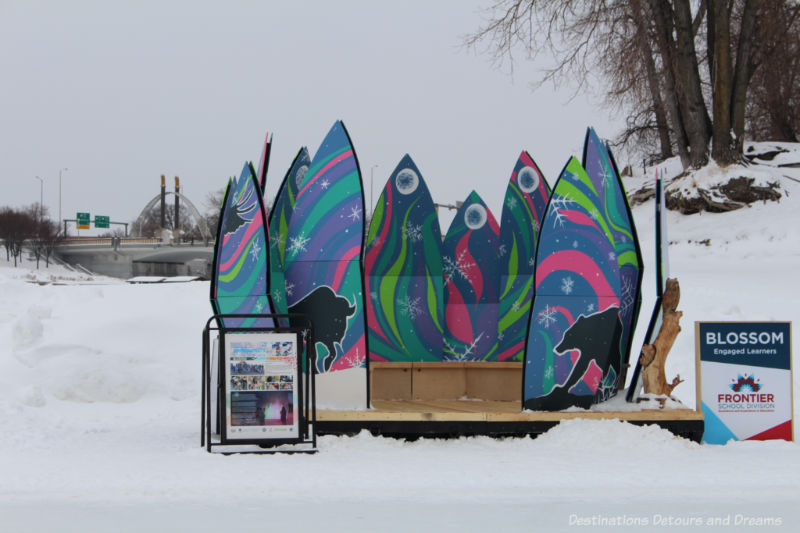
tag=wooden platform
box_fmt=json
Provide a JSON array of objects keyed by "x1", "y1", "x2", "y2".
[{"x1": 316, "y1": 399, "x2": 705, "y2": 442}]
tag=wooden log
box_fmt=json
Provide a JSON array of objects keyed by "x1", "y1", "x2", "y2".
[{"x1": 640, "y1": 278, "x2": 685, "y2": 397}]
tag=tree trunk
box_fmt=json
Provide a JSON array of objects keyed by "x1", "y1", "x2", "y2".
[
  {"x1": 632, "y1": 0, "x2": 673, "y2": 160},
  {"x1": 674, "y1": 0, "x2": 712, "y2": 167},
  {"x1": 648, "y1": 0, "x2": 691, "y2": 167},
  {"x1": 730, "y1": 0, "x2": 758, "y2": 154},
  {"x1": 709, "y1": 0, "x2": 736, "y2": 164}
]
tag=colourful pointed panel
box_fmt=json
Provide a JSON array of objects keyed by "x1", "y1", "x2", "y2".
[
  {"x1": 497, "y1": 151, "x2": 550, "y2": 362},
  {"x1": 269, "y1": 147, "x2": 310, "y2": 266},
  {"x1": 365, "y1": 155, "x2": 444, "y2": 362},
  {"x1": 442, "y1": 191, "x2": 501, "y2": 361},
  {"x1": 523, "y1": 157, "x2": 622, "y2": 410},
  {"x1": 283, "y1": 121, "x2": 367, "y2": 382},
  {"x1": 582, "y1": 127, "x2": 644, "y2": 386},
  {"x1": 257, "y1": 132, "x2": 273, "y2": 192},
  {"x1": 209, "y1": 177, "x2": 233, "y2": 322},
  {"x1": 268, "y1": 147, "x2": 311, "y2": 318},
  {"x1": 210, "y1": 163, "x2": 274, "y2": 329}
]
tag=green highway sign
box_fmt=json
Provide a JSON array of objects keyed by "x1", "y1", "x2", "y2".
[
  {"x1": 95, "y1": 215, "x2": 110, "y2": 229},
  {"x1": 77, "y1": 212, "x2": 90, "y2": 229}
]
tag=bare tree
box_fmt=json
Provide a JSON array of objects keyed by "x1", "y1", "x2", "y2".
[
  {"x1": 746, "y1": 2, "x2": 800, "y2": 142},
  {"x1": 467, "y1": 0, "x2": 769, "y2": 169},
  {"x1": 0, "y1": 206, "x2": 36, "y2": 267},
  {"x1": 203, "y1": 186, "x2": 227, "y2": 239},
  {"x1": 35, "y1": 217, "x2": 61, "y2": 269}
]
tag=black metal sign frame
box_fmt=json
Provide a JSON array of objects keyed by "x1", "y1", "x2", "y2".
[{"x1": 201, "y1": 313, "x2": 317, "y2": 454}]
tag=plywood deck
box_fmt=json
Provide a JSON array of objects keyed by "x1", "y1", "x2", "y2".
[{"x1": 318, "y1": 399, "x2": 704, "y2": 422}]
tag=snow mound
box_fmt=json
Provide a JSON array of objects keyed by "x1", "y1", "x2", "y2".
[
  {"x1": 666, "y1": 161, "x2": 783, "y2": 213},
  {"x1": 534, "y1": 419, "x2": 698, "y2": 453},
  {"x1": 626, "y1": 141, "x2": 799, "y2": 214},
  {"x1": 12, "y1": 311, "x2": 44, "y2": 348}
]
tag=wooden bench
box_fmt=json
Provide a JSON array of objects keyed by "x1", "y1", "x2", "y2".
[{"x1": 369, "y1": 361, "x2": 522, "y2": 402}]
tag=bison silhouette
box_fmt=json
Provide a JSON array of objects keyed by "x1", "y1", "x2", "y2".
[
  {"x1": 288, "y1": 286, "x2": 356, "y2": 372},
  {"x1": 525, "y1": 306, "x2": 623, "y2": 410}
]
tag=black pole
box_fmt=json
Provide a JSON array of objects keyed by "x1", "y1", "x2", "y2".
[
  {"x1": 174, "y1": 176, "x2": 180, "y2": 232},
  {"x1": 160, "y1": 174, "x2": 166, "y2": 230}
]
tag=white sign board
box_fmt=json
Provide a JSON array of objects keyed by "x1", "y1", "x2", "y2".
[
  {"x1": 224, "y1": 332, "x2": 300, "y2": 441},
  {"x1": 696, "y1": 322, "x2": 793, "y2": 444}
]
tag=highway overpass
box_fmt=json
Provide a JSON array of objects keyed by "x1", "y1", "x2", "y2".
[{"x1": 55, "y1": 237, "x2": 213, "y2": 279}]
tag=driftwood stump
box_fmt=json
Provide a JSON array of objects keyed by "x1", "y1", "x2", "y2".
[{"x1": 639, "y1": 278, "x2": 685, "y2": 398}]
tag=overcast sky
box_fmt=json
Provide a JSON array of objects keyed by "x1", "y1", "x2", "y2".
[{"x1": 1, "y1": 0, "x2": 623, "y2": 232}]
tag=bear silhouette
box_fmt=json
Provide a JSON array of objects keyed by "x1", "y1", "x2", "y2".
[
  {"x1": 288, "y1": 286, "x2": 356, "y2": 372},
  {"x1": 525, "y1": 306, "x2": 623, "y2": 410}
]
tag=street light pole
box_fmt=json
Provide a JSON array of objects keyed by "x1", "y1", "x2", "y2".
[
  {"x1": 59, "y1": 167, "x2": 68, "y2": 233},
  {"x1": 34, "y1": 175, "x2": 43, "y2": 219}
]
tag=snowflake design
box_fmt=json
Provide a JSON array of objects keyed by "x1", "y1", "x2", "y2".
[
  {"x1": 498, "y1": 244, "x2": 507, "y2": 256},
  {"x1": 608, "y1": 251, "x2": 617, "y2": 262},
  {"x1": 544, "y1": 366, "x2": 554, "y2": 380},
  {"x1": 344, "y1": 348, "x2": 364, "y2": 369},
  {"x1": 497, "y1": 331, "x2": 504, "y2": 341},
  {"x1": 402, "y1": 222, "x2": 422, "y2": 243},
  {"x1": 620, "y1": 276, "x2": 635, "y2": 315},
  {"x1": 533, "y1": 219, "x2": 540, "y2": 232},
  {"x1": 572, "y1": 240, "x2": 579, "y2": 249},
  {"x1": 270, "y1": 228, "x2": 285, "y2": 249},
  {"x1": 287, "y1": 234, "x2": 309, "y2": 258},
  {"x1": 537, "y1": 305, "x2": 558, "y2": 328},
  {"x1": 560, "y1": 276, "x2": 574, "y2": 295},
  {"x1": 506, "y1": 196, "x2": 518, "y2": 209},
  {"x1": 443, "y1": 332, "x2": 484, "y2": 362},
  {"x1": 602, "y1": 165, "x2": 614, "y2": 190},
  {"x1": 589, "y1": 208, "x2": 601, "y2": 222},
  {"x1": 320, "y1": 178, "x2": 330, "y2": 190},
  {"x1": 443, "y1": 249, "x2": 476, "y2": 285},
  {"x1": 398, "y1": 296, "x2": 422, "y2": 319},
  {"x1": 586, "y1": 302, "x2": 596, "y2": 313},
  {"x1": 528, "y1": 257, "x2": 536, "y2": 267},
  {"x1": 249, "y1": 240, "x2": 261, "y2": 261},
  {"x1": 511, "y1": 300, "x2": 521, "y2": 313},
  {"x1": 284, "y1": 281, "x2": 295, "y2": 297},
  {"x1": 550, "y1": 195, "x2": 574, "y2": 228},
  {"x1": 347, "y1": 205, "x2": 362, "y2": 222},
  {"x1": 253, "y1": 299, "x2": 265, "y2": 312},
  {"x1": 271, "y1": 289, "x2": 283, "y2": 304}
]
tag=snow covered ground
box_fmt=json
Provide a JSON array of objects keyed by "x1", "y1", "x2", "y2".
[{"x1": 2, "y1": 148, "x2": 800, "y2": 531}]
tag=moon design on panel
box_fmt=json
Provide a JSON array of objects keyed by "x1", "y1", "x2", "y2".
[
  {"x1": 518, "y1": 166, "x2": 540, "y2": 193},
  {"x1": 395, "y1": 168, "x2": 419, "y2": 195},
  {"x1": 464, "y1": 204, "x2": 487, "y2": 229}
]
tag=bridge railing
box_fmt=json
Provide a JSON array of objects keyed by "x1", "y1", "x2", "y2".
[{"x1": 58, "y1": 237, "x2": 211, "y2": 247}]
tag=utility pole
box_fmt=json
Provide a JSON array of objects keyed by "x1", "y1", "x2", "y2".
[{"x1": 34, "y1": 175, "x2": 43, "y2": 219}]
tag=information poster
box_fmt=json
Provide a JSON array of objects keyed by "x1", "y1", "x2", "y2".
[
  {"x1": 224, "y1": 333, "x2": 300, "y2": 441},
  {"x1": 696, "y1": 322, "x2": 793, "y2": 444}
]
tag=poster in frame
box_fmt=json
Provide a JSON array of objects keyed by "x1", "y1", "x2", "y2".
[{"x1": 222, "y1": 332, "x2": 302, "y2": 443}]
